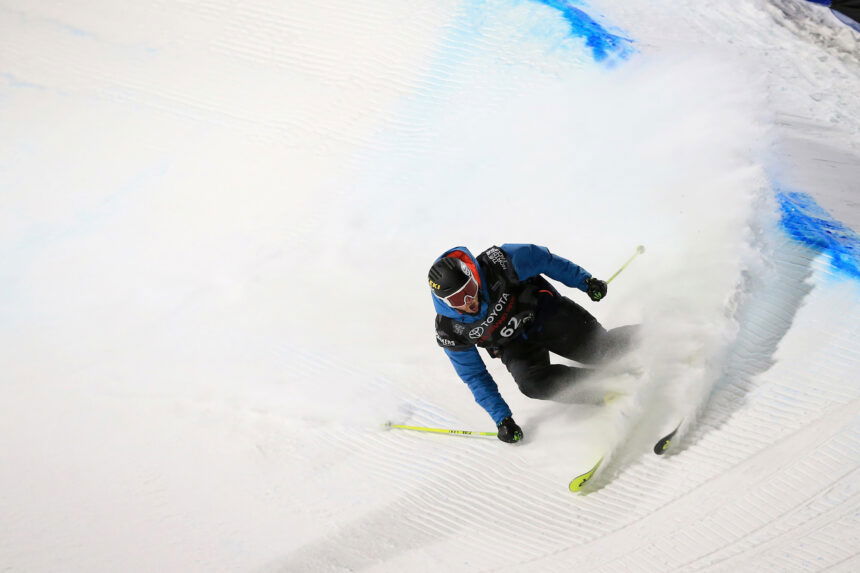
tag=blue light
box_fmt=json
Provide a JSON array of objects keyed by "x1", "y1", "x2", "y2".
[
  {"x1": 776, "y1": 191, "x2": 860, "y2": 280},
  {"x1": 533, "y1": 0, "x2": 634, "y2": 63}
]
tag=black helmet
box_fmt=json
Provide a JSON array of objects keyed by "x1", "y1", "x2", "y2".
[{"x1": 428, "y1": 257, "x2": 471, "y2": 297}]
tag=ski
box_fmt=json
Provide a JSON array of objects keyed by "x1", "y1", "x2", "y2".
[
  {"x1": 568, "y1": 457, "x2": 604, "y2": 492},
  {"x1": 653, "y1": 421, "x2": 683, "y2": 455}
]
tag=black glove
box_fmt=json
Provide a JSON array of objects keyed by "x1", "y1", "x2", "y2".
[
  {"x1": 496, "y1": 417, "x2": 523, "y2": 443},
  {"x1": 585, "y1": 277, "x2": 608, "y2": 302}
]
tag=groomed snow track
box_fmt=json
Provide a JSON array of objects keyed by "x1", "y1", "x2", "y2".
[{"x1": 1, "y1": 1, "x2": 858, "y2": 571}]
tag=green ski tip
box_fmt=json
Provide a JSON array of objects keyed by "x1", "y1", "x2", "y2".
[
  {"x1": 569, "y1": 457, "x2": 604, "y2": 492},
  {"x1": 654, "y1": 422, "x2": 683, "y2": 455}
]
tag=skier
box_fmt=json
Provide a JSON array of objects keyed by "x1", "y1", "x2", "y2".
[{"x1": 429, "y1": 244, "x2": 637, "y2": 444}]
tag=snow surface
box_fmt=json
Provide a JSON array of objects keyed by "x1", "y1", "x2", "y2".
[{"x1": 1, "y1": 0, "x2": 859, "y2": 571}]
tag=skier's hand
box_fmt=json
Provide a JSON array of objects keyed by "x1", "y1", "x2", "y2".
[
  {"x1": 585, "y1": 277, "x2": 608, "y2": 302},
  {"x1": 496, "y1": 417, "x2": 523, "y2": 443}
]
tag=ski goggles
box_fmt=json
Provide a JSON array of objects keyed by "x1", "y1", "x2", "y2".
[{"x1": 438, "y1": 276, "x2": 480, "y2": 308}]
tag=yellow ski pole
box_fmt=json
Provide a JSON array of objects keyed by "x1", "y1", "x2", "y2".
[
  {"x1": 385, "y1": 421, "x2": 497, "y2": 437},
  {"x1": 606, "y1": 245, "x2": 645, "y2": 284}
]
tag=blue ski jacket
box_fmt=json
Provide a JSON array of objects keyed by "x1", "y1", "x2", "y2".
[{"x1": 430, "y1": 244, "x2": 593, "y2": 424}]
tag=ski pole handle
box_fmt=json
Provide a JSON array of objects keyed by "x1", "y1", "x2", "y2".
[
  {"x1": 385, "y1": 422, "x2": 497, "y2": 437},
  {"x1": 606, "y1": 245, "x2": 645, "y2": 284}
]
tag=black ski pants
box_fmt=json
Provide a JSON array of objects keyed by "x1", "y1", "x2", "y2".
[{"x1": 499, "y1": 294, "x2": 636, "y2": 402}]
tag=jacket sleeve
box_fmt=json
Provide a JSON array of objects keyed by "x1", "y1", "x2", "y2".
[
  {"x1": 443, "y1": 347, "x2": 512, "y2": 424},
  {"x1": 501, "y1": 243, "x2": 592, "y2": 292}
]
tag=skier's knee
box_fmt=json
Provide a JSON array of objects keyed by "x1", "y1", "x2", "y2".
[
  {"x1": 600, "y1": 325, "x2": 640, "y2": 360},
  {"x1": 515, "y1": 367, "x2": 564, "y2": 400},
  {"x1": 518, "y1": 378, "x2": 548, "y2": 399}
]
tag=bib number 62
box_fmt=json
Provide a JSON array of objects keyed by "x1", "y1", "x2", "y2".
[{"x1": 500, "y1": 316, "x2": 520, "y2": 338}]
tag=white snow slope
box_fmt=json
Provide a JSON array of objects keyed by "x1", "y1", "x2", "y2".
[{"x1": 1, "y1": 0, "x2": 859, "y2": 571}]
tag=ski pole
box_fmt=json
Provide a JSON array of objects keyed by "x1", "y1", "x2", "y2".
[
  {"x1": 606, "y1": 245, "x2": 645, "y2": 284},
  {"x1": 385, "y1": 422, "x2": 497, "y2": 437}
]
